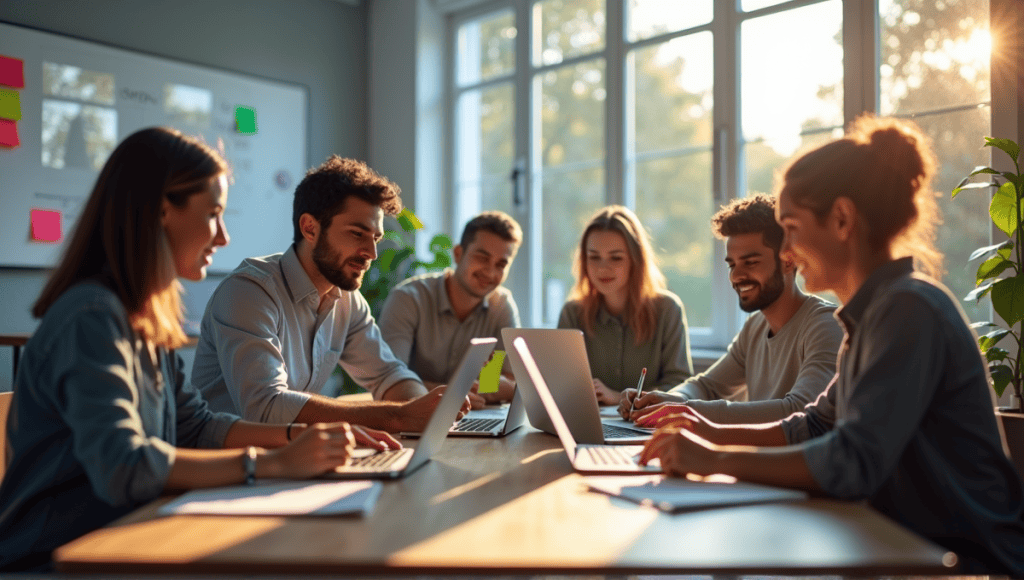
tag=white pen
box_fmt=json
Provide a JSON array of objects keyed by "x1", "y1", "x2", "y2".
[{"x1": 627, "y1": 367, "x2": 648, "y2": 416}]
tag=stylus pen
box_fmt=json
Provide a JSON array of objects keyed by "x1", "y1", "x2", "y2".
[{"x1": 627, "y1": 367, "x2": 648, "y2": 416}]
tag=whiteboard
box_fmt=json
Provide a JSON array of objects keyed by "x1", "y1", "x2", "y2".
[{"x1": 0, "y1": 21, "x2": 307, "y2": 271}]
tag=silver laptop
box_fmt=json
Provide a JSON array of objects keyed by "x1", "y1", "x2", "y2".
[
  {"x1": 502, "y1": 328, "x2": 652, "y2": 445},
  {"x1": 325, "y1": 337, "x2": 496, "y2": 480},
  {"x1": 511, "y1": 338, "x2": 661, "y2": 475},
  {"x1": 448, "y1": 386, "x2": 527, "y2": 437}
]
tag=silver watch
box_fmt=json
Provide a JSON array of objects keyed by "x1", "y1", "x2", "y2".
[{"x1": 243, "y1": 446, "x2": 257, "y2": 485}]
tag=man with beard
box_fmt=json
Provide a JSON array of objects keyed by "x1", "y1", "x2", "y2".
[
  {"x1": 379, "y1": 212, "x2": 522, "y2": 408},
  {"x1": 192, "y1": 156, "x2": 467, "y2": 434},
  {"x1": 619, "y1": 193, "x2": 842, "y2": 425}
]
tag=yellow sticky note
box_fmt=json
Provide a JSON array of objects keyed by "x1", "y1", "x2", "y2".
[
  {"x1": 477, "y1": 350, "x2": 506, "y2": 394},
  {"x1": 0, "y1": 88, "x2": 21, "y2": 121}
]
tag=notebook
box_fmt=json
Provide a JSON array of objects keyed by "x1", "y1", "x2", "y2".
[
  {"x1": 510, "y1": 337, "x2": 661, "y2": 475},
  {"x1": 324, "y1": 337, "x2": 496, "y2": 480},
  {"x1": 158, "y1": 480, "x2": 382, "y2": 517},
  {"x1": 585, "y1": 475, "x2": 809, "y2": 513},
  {"x1": 502, "y1": 328, "x2": 652, "y2": 445}
]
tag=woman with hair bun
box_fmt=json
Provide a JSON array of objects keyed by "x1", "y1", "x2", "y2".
[{"x1": 639, "y1": 116, "x2": 1024, "y2": 575}]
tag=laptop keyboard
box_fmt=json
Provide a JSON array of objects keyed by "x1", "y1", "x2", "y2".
[
  {"x1": 603, "y1": 423, "x2": 649, "y2": 439},
  {"x1": 580, "y1": 445, "x2": 638, "y2": 466},
  {"x1": 348, "y1": 449, "x2": 407, "y2": 470},
  {"x1": 451, "y1": 417, "x2": 504, "y2": 432}
]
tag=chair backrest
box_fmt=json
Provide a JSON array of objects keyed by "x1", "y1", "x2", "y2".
[{"x1": 0, "y1": 391, "x2": 11, "y2": 483}]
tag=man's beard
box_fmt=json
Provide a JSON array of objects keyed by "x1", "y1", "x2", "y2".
[
  {"x1": 736, "y1": 262, "x2": 785, "y2": 313},
  {"x1": 312, "y1": 235, "x2": 365, "y2": 291}
]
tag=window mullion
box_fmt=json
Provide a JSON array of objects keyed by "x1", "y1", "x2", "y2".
[
  {"x1": 844, "y1": 0, "x2": 879, "y2": 122},
  {"x1": 607, "y1": 0, "x2": 626, "y2": 207}
]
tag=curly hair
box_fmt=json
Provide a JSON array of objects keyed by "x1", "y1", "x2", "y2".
[
  {"x1": 710, "y1": 192, "x2": 783, "y2": 256},
  {"x1": 292, "y1": 155, "x2": 403, "y2": 244}
]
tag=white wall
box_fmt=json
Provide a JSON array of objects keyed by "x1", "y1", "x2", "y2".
[{"x1": 0, "y1": 0, "x2": 371, "y2": 390}]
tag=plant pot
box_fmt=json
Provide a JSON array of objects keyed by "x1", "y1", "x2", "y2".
[{"x1": 996, "y1": 408, "x2": 1024, "y2": 478}]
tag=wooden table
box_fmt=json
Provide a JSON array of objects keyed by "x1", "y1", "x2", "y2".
[{"x1": 54, "y1": 428, "x2": 954, "y2": 575}]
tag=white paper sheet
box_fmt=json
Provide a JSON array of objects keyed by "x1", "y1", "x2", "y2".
[{"x1": 158, "y1": 479, "x2": 381, "y2": 516}]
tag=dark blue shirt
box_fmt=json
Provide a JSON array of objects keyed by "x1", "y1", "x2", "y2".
[
  {"x1": 782, "y1": 258, "x2": 1024, "y2": 575},
  {"x1": 0, "y1": 281, "x2": 237, "y2": 571}
]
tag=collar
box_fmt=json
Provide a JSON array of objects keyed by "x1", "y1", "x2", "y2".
[
  {"x1": 595, "y1": 304, "x2": 622, "y2": 325},
  {"x1": 281, "y1": 244, "x2": 341, "y2": 306},
  {"x1": 438, "y1": 270, "x2": 490, "y2": 315},
  {"x1": 835, "y1": 257, "x2": 914, "y2": 332}
]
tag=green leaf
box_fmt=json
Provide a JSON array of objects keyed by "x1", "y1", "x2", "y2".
[
  {"x1": 968, "y1": 240, "x2": 1013, "y2": 262},
  {"x1": 977, "y1": 254, "x2": 1014, "y2": 284},
  {"x1": 952, "y1": 181, "x2": 997, "y2": 198},
  {"x1": 985, "y1": 346, "x2": 1009, "y2": 363},
  {"x1": 985, "y1": 137, "x2": 1021, "y2": 164},
  {"x1": 965, "y1": 280, "x2": 996, "y2": 302},
  {"x1": 396, "y1": 208, "x2": 424, "y2": 232},
  {"x1": 969, "y1": 166, "x2": 1003, "y2": 177},
  {"x1": 970, "y1": 321, "x2": 999, "y2": 330},
  {"x1": 989, "y1": 181, "x2": 1019, "y2": 237},
  {"x1": 376, "y1": 247, "x2": 399, "y2": 272},
  {"x1": 991, "y1": 275, "x2": 1024, "y2": 326},
  {"x1": 989, "y1": 364, "x2": 1014, "y2": 398},
  {"x1": 979, "y1": 328, "x2": 1011, "y2": 352},
  {"x1": 428, "y1": 233, "x2": 453, "y2": 253}
]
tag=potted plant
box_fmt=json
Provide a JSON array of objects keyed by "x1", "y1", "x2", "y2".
[
  {"x1": 954, "y1": 136, "x2": 1024, "y2": 471},
  {"x1": 335, "y1": 208, "x2": 453, "y2": 394}
]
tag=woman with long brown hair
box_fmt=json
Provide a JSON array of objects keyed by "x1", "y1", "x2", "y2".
[
  {"x1": 0, "y1": 127, "x2": 396, "y2": 571},
  {"x1": 639, "y1": 116, "x2": 1024, "y2": 575},
  {"x1": 558, "y1": 205, "x2": 692, "y2": 405}
]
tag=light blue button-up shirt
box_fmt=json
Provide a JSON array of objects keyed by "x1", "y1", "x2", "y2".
[{"x1": 192, "y1": 245, "x2": 420, "y2": 423}]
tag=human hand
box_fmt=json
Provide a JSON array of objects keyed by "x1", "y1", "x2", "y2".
[
  {"x1": 638, "y1": 424, "x2": 721, "y2": 477},
  {"x1": 633, "y1": 404, "x2": 720, "y2": 443},
  {"x1": 468, "y1": 381, "x2": 487, "y2": 410},
  {"x1": 592, "y1": 378, "x2": 619, "y2": 406},
  {"x1": 351, "y1": 424, "x2": 403, "y2": 451},
  {"x1": 617, "y1": 389, "x2": 686, "y2": 420},
  {"x1": 267, "y1": 422, "x2": 355, "y2": 478},
  {"x1": 397, "y1": 385, "x2": 472, "y2": 432}
]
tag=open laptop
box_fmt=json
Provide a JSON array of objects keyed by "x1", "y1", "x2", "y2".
[
  {"x1": 404, "y1": 386, "x2": 527, "y2": 438},
  {"x1": 502, "y1": 328, "x2": 653, "y2": 445},
  {"x1": 511, "y1": 338, "x2": 661, "y2": 475},
  {"x1": 324, "y1": 337, "x2": 496, "y2": 480},
  {"x1": 448, "y1": 386, "x2": 527, "y2": 437}
]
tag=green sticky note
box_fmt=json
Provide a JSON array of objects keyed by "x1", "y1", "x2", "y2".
[
  {"x1": 0, "y1": 88, "x2": 21, "y2": 121},
  {"x1": 235, "y1": 106, "x2": 256, "y2": 134},
  {"x1": 477, "y1": 350, "x2": 506, "y2": 394}
]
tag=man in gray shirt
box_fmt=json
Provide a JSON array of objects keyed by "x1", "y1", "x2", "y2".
[
  {"x1": 378, "y1": 212, "x2": 521, "y2": 407},
  {"x1": 620, "y1": 193, "x2": 843, "y2": 424},
  {"x1": 191, "y1": 156, "x2": 467, "y2": 433}
]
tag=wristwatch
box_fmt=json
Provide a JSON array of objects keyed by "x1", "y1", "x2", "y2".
[{"x1": 243, "y1": 446, "x2": 257, "y2": 485}]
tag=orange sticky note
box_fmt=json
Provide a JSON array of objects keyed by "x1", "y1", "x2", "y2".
[
  {"x1": 0, "y1": 118, "x2": 18, "y2": 147},
  {"x1": 30, "y1": 209, "x2": 62, "y2": 242},
  {"x1": 0, "y1": 55, "x2": 24, "y2": 88}
]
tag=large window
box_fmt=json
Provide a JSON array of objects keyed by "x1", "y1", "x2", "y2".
[{"x1": 449, "y1": 0, "x2": 996, "y2": 348}]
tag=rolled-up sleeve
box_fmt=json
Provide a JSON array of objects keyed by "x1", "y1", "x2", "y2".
[
  {"x1": 206, "y1": 276, "x2": 314, "y2": 423},
  {"x1": 53, "y1": 308, "x2": 175, "y2": 507},
  {"x1": 341, "y1": 292, "x2": 421, "y2": 400},
  {"x1": 799, "y1": 294, "x2": 940, "y2": 499}
]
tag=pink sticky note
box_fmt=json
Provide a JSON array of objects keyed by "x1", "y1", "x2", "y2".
[
  {"x1": 0, "y1": 118, "x2": 18, "y2": 147},
  {"x1": 0, "y1": 55, "x2": 24, "y2": 88},
  {"x1": 30, "y1": 209, "x2": 62, "y2": 242}
]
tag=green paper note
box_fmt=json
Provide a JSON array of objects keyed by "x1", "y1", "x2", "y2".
[
  {"x1": 0, "y1": 88, "x2": 21, "y2": 121},
  {"x1": 477, "y1": 350, "x2": 506, "y2": 394},
  {"x1": 235, "y1": 106, "x2": 257, "y2": 134}
]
